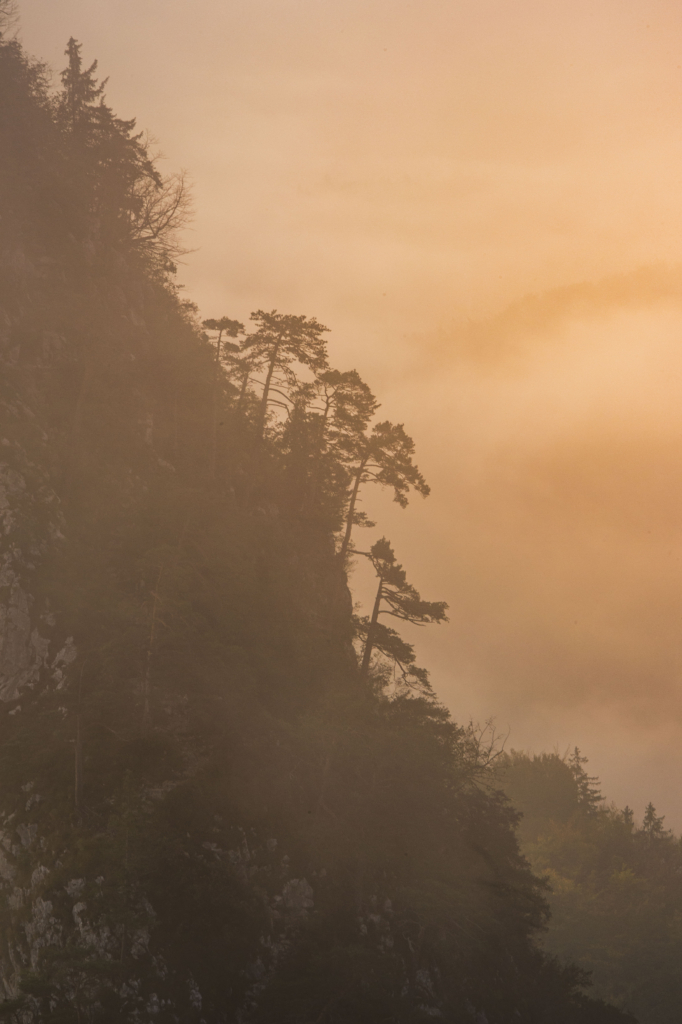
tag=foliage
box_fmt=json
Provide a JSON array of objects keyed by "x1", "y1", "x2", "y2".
[
  {"x1": 55, "y1": 37, "x2": 191, "y2": 274},
  {"x1": 497, "y1": 749, "x2": 682, "y2": 1023},
  {"x1": 354, "y1": 537, "x2": 448, "y2": 687},
  {"x1": 339, "y1": 420, "x2": 430, "y2": 561}
]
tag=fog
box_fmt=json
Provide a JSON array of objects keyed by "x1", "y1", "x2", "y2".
[{"x1": 18, "y1": 0, "x2": 682, "y2": 824}]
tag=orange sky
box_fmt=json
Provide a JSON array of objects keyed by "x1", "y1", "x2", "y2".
[{"x1": 17, "y1": 0, "x2": 682, "y2": 824}]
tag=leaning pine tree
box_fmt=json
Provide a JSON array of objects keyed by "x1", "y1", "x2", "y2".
[
  {"x1": 357, "y1": 536, "x2": 448, "y2": 684},
  {"x1": 338, "y1": 421, "x2": 429, "y2": 561}
]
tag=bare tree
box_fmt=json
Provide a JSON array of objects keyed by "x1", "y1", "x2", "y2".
[
  {"x1": 0, "y1": 0, "x2": 18, "y2": 38},
  {"x1": 130, "y1": 168, "x2": 194, "y2": 272}
]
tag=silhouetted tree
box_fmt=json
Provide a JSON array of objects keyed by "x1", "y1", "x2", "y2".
[
  {"x1": 0, "y1": 0, "x2": 17, "y2": 37},
  {"x1": 641, "y1": 801, "x2": 667, "y2": 839},
  {"x1": 358, "y1": 537, "x2": 448, "y2": 678},
  {"x1": 497, "y1": 749, "x2": 682, "y2": 1022},
  {"x1": 57, "y1": 37, "x2": 106, "y2": 134},
  {"x1": 242, "y1": 310, "x2": 329, "y2": 441},
  {"x1": 57, "y1": 39, "x2": 190, "y2": 270},
  {"x1": 130, "y1": 168, "x2": 193, "y2": 273},
  {"x1": 202, "y1": 316, "x2": 244, "y2": 366},
  {"x1": 339, "y1": 421, "x2": 429, "y2": 561},
  {"x1": 202, "y1": 316, "x2": 244, "y2": 479},
  {"x1": 303, "y1": 368, "x2": 378, "y2": 515},
  {"x1": 568, "y1": 746, "x2": 602, "y2": 813}
]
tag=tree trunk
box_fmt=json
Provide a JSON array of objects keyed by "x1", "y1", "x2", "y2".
[
  {"x1": 361, "y1": 576, "x2": 383, "y2": 676},
  {"x1": 209, "y1": 328, "x2": 223, "y2": 481},
  {"x1": 304, "y1": 397, "x2": 332, "y2": 513},
  {"x1": 338, "y1": 457, "x2": 366, "y2": 561},
  {"x1": 236, "y1": 365, "x2": 251, "y2": 415},
  {"x1": 254, "y1": 338, "x2": 281, "y2": 441}
]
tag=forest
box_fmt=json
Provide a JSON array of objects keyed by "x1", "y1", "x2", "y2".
[{"x1": 0, "y1": 8, "x2": 678, "y2": 1022}]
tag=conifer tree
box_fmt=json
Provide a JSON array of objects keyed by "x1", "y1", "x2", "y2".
[
  {"x1": 304, "y1": 368, "x2": 378, "y2": 513},
  {"x1": 202, "y1": 317, "x2": 244, "y2": 479},
  {"x1": 57, "y1": 39, "x2": 157, "y2": 217},
  {"x1": 339, "y1": 421, "x2": 429, "y2": 561},
  {"x1": 58, "y1": 38, "x2": 107, "y2": 135},
  {"x1": 231, "y1": 349, "x2": 264, "y2": 418},
  {"x1": 242, "y1": 310, "x2": 329, "y2": 441},
  {"x1": 641, "y1": 801, "x2": 667, "y2": 838},
  {"x1": 313, "y1": 369, "x2": 378, "y2": 443},
  {"x1": 568, "y1": 746, "x2": 602, "y2": 812},
  {"x1": 202, "y1": 316, "x2": 244, "y2": 365},
  {"x1": 56, "y1": 39, "x2": 190, "y2": 270},
  {"x1": 358, "y1": 537, "x2": 448, "y2": 678}
]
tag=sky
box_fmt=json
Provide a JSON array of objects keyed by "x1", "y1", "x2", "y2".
[{"x1": 15, "y1": 0, "x2": 682, "y2": 824}]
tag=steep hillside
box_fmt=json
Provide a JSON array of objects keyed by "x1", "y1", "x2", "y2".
[{"x1": 0, "y1": 26, "x2": 635, "y2": 1023}]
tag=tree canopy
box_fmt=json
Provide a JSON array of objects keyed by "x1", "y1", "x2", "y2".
[
  {"x1": 55, "y1": 37, "x2": 191, "y2": 273},
  {"x1": 339, "y1": 421, "x2": 429, "y2": 561},
  {"x1": 497, "y1": 749, "x2": 682, "y2": 1023},
  {"x1": 356, "y1": 537, "x2": 448, "y2": 683},
  {"x1": 242, "y1": 309, "x2": 330, "y2": 441}
]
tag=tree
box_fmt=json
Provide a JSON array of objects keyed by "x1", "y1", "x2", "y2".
[
  {"x1": 339, "y1": 421, "x2": 429, "y2": 562},
  {"x1": 202, "y1": 316, "x2": 244, "y2": 480},
  {"x1": 202, "y1": 317, "x2": 244, "y2": 356},
  {"x1": 57, "y1": 37, "x2": 107, "y2": 135},
  {"x1": 497, "y1": 750, "x2": 682, "y2": 1022},
  {"x1": 312, "y1": 369, "x2": 378, "y2": 445},
  {"x1": 568, "y1": 746, "x2": 602, "y2": 813},
  {"x1": 303, "y1": 368, "x2": 378, "y2": 514},
  {"x1": 242, "y1": 310, "x2": 330, "y2": 441},
  {"x1": 357, "y1": 537, "x2": 448, "y2": 679},
  {"x1": 228, "y1": 348, "x2": 264, "y2": 420},
  {"x1": 641, "y1": 801, "x2": 667, "y2": 839},
  {"x1": 0, "y1": 0, "x2": 18, "y2": 38},
  {"x1": 57, "y1": 39, "x2": 191, "y2": 270},
  {"x1": 129, "y1": 167, "x2": 193, "y2": 273}
]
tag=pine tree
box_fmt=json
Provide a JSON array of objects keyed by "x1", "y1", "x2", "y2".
[
  {"x1": 567, "y1": 746, "x2": 601, "y2": 813},
  {"x1": 57, "y1": 38, "x2": 107, "y2": 136},
  {"x1": 202, "y1": 317, "x2": 244, "y2": 480},
  {"x1": 339, "y1": 421, "x2": 429, "y2": 562},
  {"x1": 304, "y1": 368, "x2": 378, "y2": 515},
  {"x1": 56, "y1": 39, "x2": 189, "y2": 270},
  {"x1": 641, "y1": 801, "x2": 667, "y2": 838},
  {"x1": 357, "y1": 537, "x2": 448, "y2": 679},
  {"x1": 242, "y1": 310, "x2": 329, "y2": 441}
]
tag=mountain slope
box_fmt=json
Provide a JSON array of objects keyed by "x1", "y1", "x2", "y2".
[{"x1": 0, "y1": 28, "x2": 634, "y2": 1024}]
